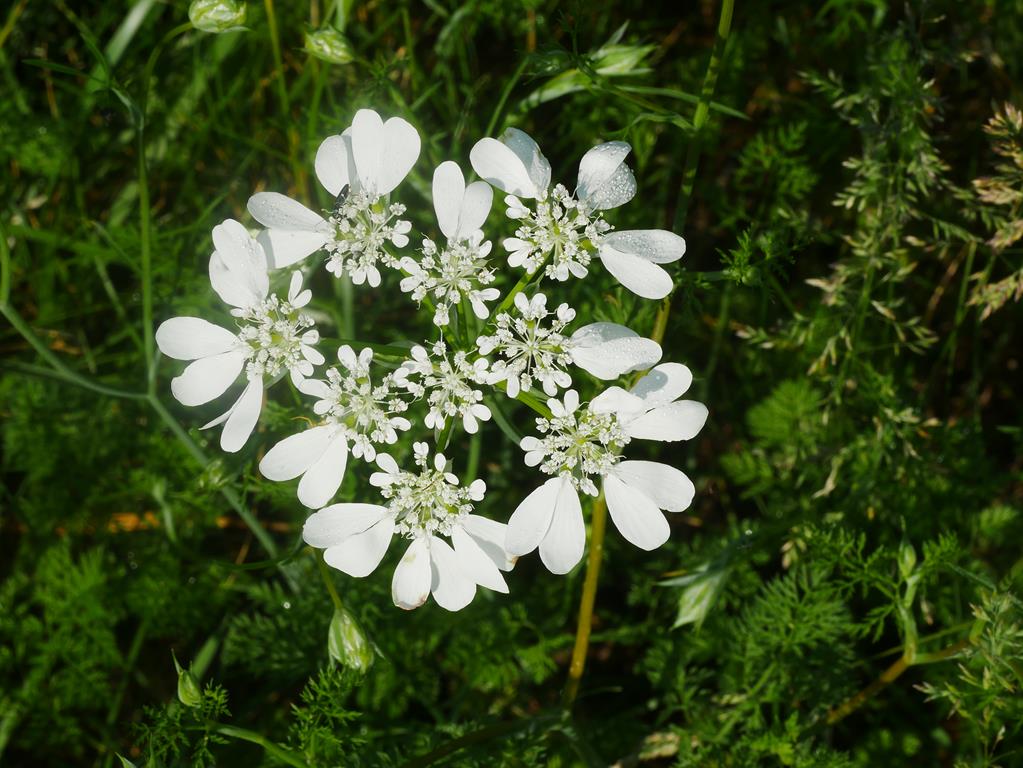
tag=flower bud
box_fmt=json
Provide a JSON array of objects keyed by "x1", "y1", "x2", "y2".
[
  {"x1": 188, "y1": 0, "x2": 246, "y2": 34},
  {"x1": 327, "y1": 607, "x2": 373, "y2": 672},
  {"x1": 898, "y1": 537, "x2": 917, "y2": 580},
  {"x1": 304, "y1": 27, "x2": 355, "y2": 65},
  {"x1": 172, "y1": 652, "x2": 202, "y2": 708}
]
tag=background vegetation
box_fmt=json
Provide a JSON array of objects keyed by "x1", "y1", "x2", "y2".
[{"x1": 2, "y1": 0, "x2": 1022, "y2": 765}]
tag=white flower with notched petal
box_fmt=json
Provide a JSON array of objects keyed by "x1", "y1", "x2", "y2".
[
  {"x1": 302, "y1": 443, "x2": 513, "y2": 611},
  {"x1": 477, "y1": 292, "x2": 663, "y2": 398},
  {"x1": 258, "y1": 345, "x2": 412, "y2": 508},
  {"x1": 505, "y1": 364, "x2": 707, "y2": 574},
  {"x1": 398, "y1": 161, "x2": 499, "y2": 327},
  {"x1": 469, "y1": 128, "x2": 686, "y2": 298},
  {"x1": 397, "y1": 341, "x2": 492, "y2": 434},
  {"x1": 155, "y1": 219, "x2": 322, "y2": 453},
  {"x1": 247, "y1": 108, "x2": 420, "y2": 286}
]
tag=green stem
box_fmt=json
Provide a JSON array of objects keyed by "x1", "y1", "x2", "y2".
[
  {"x1": 484, "y1": 56, "x2": 528, "y2": 137},
  {"x1": 316, "y1": 548, "x2": 344, "y2": 612},
  {"x1": 673, "y1": 0, "x2": 735, "y2": 232},
  {"x1": 138, "y1": 22, "x2": 192, "y2": 392},
  {"x1": 212, "y1": 724, "x2": 311, "y2": 768},
  {"x1": 563, "y1": 492, "x2": 607, "y2": 708},
  {"x1": 147, "y1": 394, "x2": 281, "y2": 561}
]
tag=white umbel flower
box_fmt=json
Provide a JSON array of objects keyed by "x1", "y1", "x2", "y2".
[
  {"x1": 505, "y1": 364, "x2": 708, "y2": 573},
  {"x1": 477, "y1": 292, "x2": 663, "y2": 397},
  {"x1": 399, "y1": 161, "x2": 499, "y2": 327},
  {"x1": 469, "y1": 128, "x2": 686, "y2": 298},
  {"x1": 398, "y1": 341, "x2": 492, "y2": 433},
  {"x1": 258, "y1": 345, "x2": 412, "y2": 508},
  {"x1": 302, "y1": 443, "x2": 513, "y2": 611},
  {"x1": 155, "y1": 219, "x2": 322, "y2": 453},
  {"x1": 247, "y1": 108, "x2": 420, "y2": 286}
]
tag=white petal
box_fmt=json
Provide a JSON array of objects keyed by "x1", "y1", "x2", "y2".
[
  {"x1": 303, "y1": 503, "x2": 389, "y2": 548},
  {"x1": 429, "y1": 536, "x2": 477, "y2": 611},
  {"x1": 451, "y1": 526, "x2": 508, "y2": 592},
  {"x1": 351, "y1": 109, "x2": 385, "y2": 195},
  {"x1": 392, "y1": 537, "x2": 432, "y2": 609},
  {"x1": 462, "y1": 514, "x2": 516, "y2": 570},
  {"x1": 259, "y1": 425, "x2": 335, "y2": 480},
  {"x1": 630, "y1": 362, "x2": 693, "y2": 404},
  {"x1": 209, "y1": 251, "x2": 259, "y2": 309},
  {"x1": 376, "y1": 116, "x2": 421, "y2": 195},
  {"x1": 612, "y1": 460, "x2": 695, "y2": 513},
  {"x1": 297, "y1": 434, "x2": 349, "y2": 508},
  {"x1": 538, "y1": 478, "x2": 584, "y2": 574},
  {"x1": 219, "y1": 378, "x2": 263, "y2": 453},
  {"x1": 500, "y1": 128, "x2": 551, "y2": 196},
  {"x1": 604, "y1": 229, "x2": 686, "y2": 264},
  {"x1": 170, "y1": 349, "x2": 245, "y2": 406},
  {"x1": 604, "y1": 472, "x2": 670, "y2": 551},
  {"x1": 457, "y1": 181, "x2": 493, "y2": 241},
  {"x1": 568, "y1": 322, "x2": 662, "y2": 379},
  {"x1": 432, "y1": 161, "x2": 464, "y2": 239},
  {"x1": 247, "y1": 192, "x2": 326, "y2": 231},
  {"x1": 156, "y1": 317, "x2": 237, "y2": 361},
  {"x1": 325, "y1": 516, "x2": 394, "y2": 577},
  {"x1": 505, "y1": 477, "x2": 562, "y2": 556},
  {"x1": 626, "y1": 400, "x2": 708, "y2": 442},
  {"x1": 210, "y1": 219, "x2": 268, "y2": 305},
  {"x1": 469, "y1": 137, "x2": 539, "y2": 198},
  {"x1": 598, "y1": 246, "x2": 673, "y2": 300},
  {"x1": 589, "y1": 386, "x2": 646, "y2": 419},
  {"x1": 250, "y1": 214, "x2": 329, "y2": 270},
  {"x1": 314, "y1": 133, "x2": 352, "y2": 196},
  {"x1": 576, "y1": 141, "x2": 635, "y2": 210}
]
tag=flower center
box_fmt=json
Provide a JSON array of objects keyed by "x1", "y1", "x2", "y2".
[
  {"x1": 478, "y1": 297, "x2": 575, "y2": 396},
  {"x1": 324, "y1": 190, "x2": 411, "y2": 281},
  {"x1": 531, "y1": 408, "x2": 630, "y2": 495},
  {"x1": 382, "y1": 460, "x2": 474, "y2": 538},
  {"x1": 402, "y1": 235, "x2": 496, "y2": 326},
  {"x1": 317, "y1": 358, "x2": 410, "y2": 460},
  {"x1": 507, "y1": 184, "x2": 612, "y2": 280},
  {"x1": 236, "y1": 296, "x2": 313, "y2": 379}
]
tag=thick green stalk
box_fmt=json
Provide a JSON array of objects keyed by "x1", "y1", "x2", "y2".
[{"x1": 562, "y1": 492, "x2": 607, "y2": 707}]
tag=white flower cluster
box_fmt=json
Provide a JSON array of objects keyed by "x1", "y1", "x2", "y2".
[{"x1": 155, "y1": 108, "x2": 708, "y2": 611}]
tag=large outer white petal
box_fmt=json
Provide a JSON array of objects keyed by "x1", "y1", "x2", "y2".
[
  {"x1": 604, "y1": 229, "x2": 686, "y2": 264},
  {"x1": 247, "y1": 193, "x2": 329, "y2": 269},
  {"x1": 576, "y1": 141, "x2": 636, "y2": 210},
  {"x1": 470, "y1": 137, "x2": 539, "y2": 198},
  {"x1": 612, "y1": 460, "x2": 695, "y2": 512},
  {"x1": 589, "y1": 386, "x2": 645, "y2": 419},
  {"x1": 604, "y1": 472, "x2": 670, "y2": 551},
  {"x1": 457, "y1": 181, "x2": 493, "y2": 241},
  {"x1": 303, "y1": 503, "x2": 390, "y2": 548},
  {"x1": 392, "y1": 536, "x2": 432, "y2": 609},
  {"x1": 568, "y1": 322, "x2": 662, "y2": 379},
  {"x1": 626, "y1": 400, "x2": 709, "y2": 442},
  {"x1": 219, "y1": 377, "x2": 263, "y2": 452},
  {"x1": 376, "y1": 116, "x2": 421, "y2": 195},
  {"x1": 210, "y1": 219, "x2": 268, "y2": 306},
  {"x1": 156, "y1": 317, "x2": 238, "y2": 361},
  {"x1": 325, "y1": 516, "x2": 394, "y2": 577},
  {"x1": 170, "y1": 349, "x2": 245, "y2": 406},
  {"x1": 297, "y1": 433, "x2": 349, "y2": 508},
  {"x1": 500, "y1": 128, "x2": 551, "y2": 196},
  {"x1": 429, "y1": 536, "x2": 477, "y2": 611},
  {"x1": 314, "y1": 132, "x2": 353, "y2": 196},
  {"x1": 351, "y1": 109, "x2": 385, "y2": 196},
  {"x1": 209, "y1": 251, "x2": 257, "y2": 309},
  {"x1": 598, "y1": 246, "x2": 673, "y2": 299},
  {"x1": 538, "y1": 478, "x2": 584, "y2": 574},
  {"x1": 259, "y1": 425, "x2": 335, "y2": 480},
  {"x1": 462, "y1": 514, "x2": 516, "y2": 571},
  {"x1": 451, "y1": 526, "x2": 508, "y2": 593},
  {"x1": 505, "y1": 476, "x2": 562, "y2": 556},
  {"x1": 630, "y1": 362, "x2": 693, "y2": 406},
  {"x1": 432, "y1": 161, "x2": 464, "y2": 240}
]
